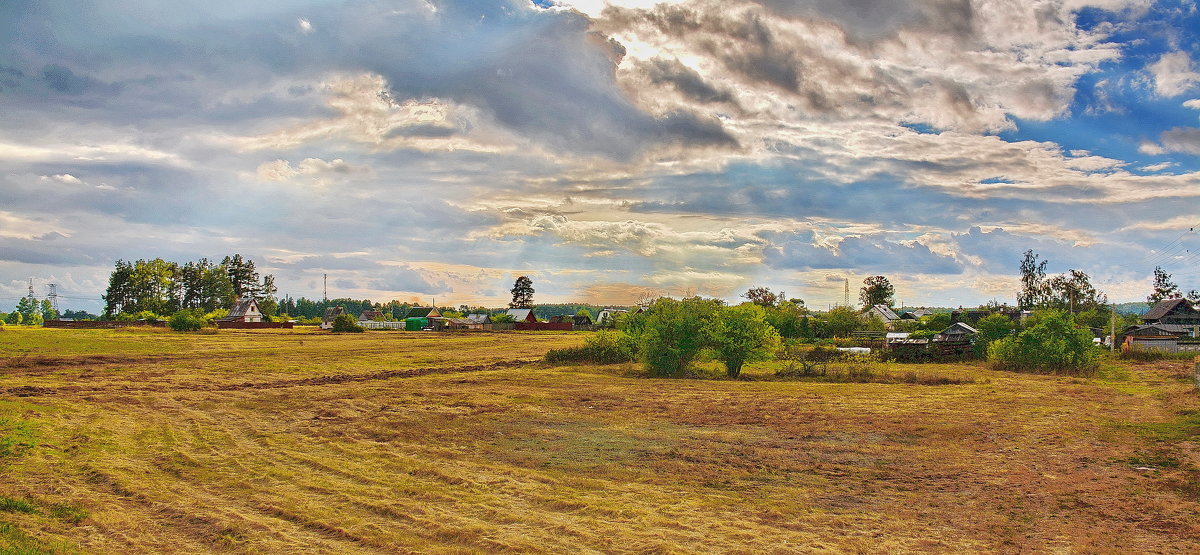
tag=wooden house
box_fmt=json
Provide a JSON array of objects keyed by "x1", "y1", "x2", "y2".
[
  {"x1": 506, "y1": 308, "x2": 537, "y2": 323},
  {"x1": 1142, "y1": 299, "x2": 1200, "y2": 326},
  {"x1": 320, "y1": 306, "x2": 345, "y2": 329},
  {"x1": 219, "y1": 297, "x2": 263, "y2": 323},
  {"x1": 358, "y1": 309, "x2": 385, "y2": 322},
  {"x1": 866, "y1": 304, "x2": 901, "y2": 328},
  {"x1": 596, "y1": 309, "x2": 628, "y2": 326},
  {"x1": 404, "y1": 307, "x2": 442, "y2": 319},
  {"x1": 935, "y1": 322, "x2": 977, "y2": 342}
]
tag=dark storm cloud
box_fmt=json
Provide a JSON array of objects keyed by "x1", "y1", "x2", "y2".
[{"x1": 0, "y1": 0, "x2": 735, "y2": 160}]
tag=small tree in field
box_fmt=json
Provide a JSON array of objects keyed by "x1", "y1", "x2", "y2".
[
  {"x1": 704, "y1": 304, "x2": 781, "y2": 378},
  {"x1": 640, "y1": 297, "x2": 721, "y2": 377}
]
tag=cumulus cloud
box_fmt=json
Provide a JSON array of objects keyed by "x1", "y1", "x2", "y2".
[
  {"x1": 1156, "y1": 126, "x2": 1200, "y2": 154},
  {"x1": 41, "y1": 173, "x2": 82, "y2": 184},
  {"x1": 598, "y1": 0, "x2": 1117, "y2": 133},
  {"x1": 1148, "y1": 51, "x2": 1200, "y2": 97}
]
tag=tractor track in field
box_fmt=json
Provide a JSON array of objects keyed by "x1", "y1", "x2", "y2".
[{"x1": 3, "y1": 358, "x2": 541, "y2": 398}]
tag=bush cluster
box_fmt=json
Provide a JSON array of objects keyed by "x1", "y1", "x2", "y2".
[
  {"x1": 331, "y1": 314, "x2": 364, "y2": 333},
  {"x1": 168, "y1": 310, "x2": 207, "y2": 332},
  {"x1": 987, "y1": 310, "x2": 1098, "y2": 375},
  {"x1": 544, "y1": 331, "x2": 636, "y2": 364}
]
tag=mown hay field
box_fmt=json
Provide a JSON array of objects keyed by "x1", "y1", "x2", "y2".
[{"x1": 1, "y1": 327, "x2": 1198, "y2": 553}]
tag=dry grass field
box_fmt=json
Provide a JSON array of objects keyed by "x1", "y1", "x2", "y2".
[{"x1": 1, "y1": 327, "x2": 1198, "y2": 553}]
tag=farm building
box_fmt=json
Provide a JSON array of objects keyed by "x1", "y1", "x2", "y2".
[
  {"x1": 936, "y1": 322, "x2": 977, "y2": 342},
  {"x1": 219, "y1": 297, "x2": 263, "y2": 323},
  {"x1": 466, "y1": 314, "x2": 491, "y2": 325},
  {"x1": 506, "y1": 308, "x2": 537, "y2": 323},
  {"x1": 444, "y1": 318, "x2": 484, "y2": 331},
  {"x1": 1142, "y1": 298, "x2": 1200, "y2": 326}
]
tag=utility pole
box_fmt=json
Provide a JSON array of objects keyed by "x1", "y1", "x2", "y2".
[{"x1": 1110, "y1": 303, "x2": 1116, "y2": 353}]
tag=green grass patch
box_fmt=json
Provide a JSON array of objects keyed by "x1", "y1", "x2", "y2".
[
  {"x1": 0, "y1": 497, "x2": 37, "y2": 515},
  {"x1": 0, "y1": 521, "x2": 49, "y2": 554},
  {"x1": 0, "y1": 418, "x2": 37, "y2": 460},
  {"x1": 47, "y1": 504, "x2": 87, "y2": 525},
  {"x1": 1124, "y1": 411, "x2": 1200, "y2": 442}
]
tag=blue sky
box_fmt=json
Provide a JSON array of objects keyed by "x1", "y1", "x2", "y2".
[{"x1": 1, "y1": 0, "x2": 1198, "y2": 313}]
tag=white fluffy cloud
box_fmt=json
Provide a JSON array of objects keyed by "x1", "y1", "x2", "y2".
[{"x1": 1149, "y1": 51, "x2": 1200, "y2": 97}]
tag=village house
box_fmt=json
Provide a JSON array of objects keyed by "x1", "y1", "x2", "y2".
[
  {"x1": 358, "y1": 308, "x2": 385, "y2": 322},
  {"x1": 505, "y1": 308, "x2": 537, "y2": 323},
  {"x1": 596, "y1": 309, "x2": 627, "y2": 326},
  {"x1": 866, "y1": 304, "x2": 901, "y2": 328},
  {"x1": 320, "y1": 306, "x2": 345, "y2": 329},
  {"x1": 935, "y1": 322, "x2": 977, "y2": 342},
  {"x1": 219, "y1": 297, "x2": 263, "y2": 323},
  {"x1": 1142, "y1": 298, "x2": 1200, "y2": 326}
]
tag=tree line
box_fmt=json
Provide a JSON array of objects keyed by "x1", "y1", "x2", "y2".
[{"x1": 102, "y1": 255, "x2": 276, "y2": 318}]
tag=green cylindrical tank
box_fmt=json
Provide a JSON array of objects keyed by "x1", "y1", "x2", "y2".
[{"x1": 405, "y1": 317, "x2": 429, "y2": 331}]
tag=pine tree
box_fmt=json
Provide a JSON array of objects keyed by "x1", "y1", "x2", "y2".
[{"x1": 509, "y1": 276, "x2": 534, "y2": 309}]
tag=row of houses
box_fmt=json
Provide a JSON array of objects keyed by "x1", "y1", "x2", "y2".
[
  {"x1": 317, "y1": 305, "x2": 600, "y2": 332},
  {"x1": 1120, "y1": 298, "x2": 1200, "y2": 352}
]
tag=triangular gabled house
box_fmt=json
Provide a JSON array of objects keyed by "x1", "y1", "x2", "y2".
[
  {"x1": 504, "y1": 307, "x2": 537, "y2": 321},
  {"x1": 404, "y1": 307, "x2": 442, "y2": 319},
  {"x1": 935, "y1": 322, "x2": 977, "y2": 342},
  {"x1": 1142, "y1": 298, "x2": 1200, "y2": 326},
  {"x1": 219, "y1": 297, "x2": 263, "y2": 323}
]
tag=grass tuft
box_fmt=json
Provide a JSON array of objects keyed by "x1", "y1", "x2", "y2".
[{"x1": 0, "y1": 497, "x2": 37, "y2": 515}]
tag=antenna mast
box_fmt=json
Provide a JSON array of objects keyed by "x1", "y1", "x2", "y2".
[
  {"x1": 323, "y1": 273, "x2": 328, "y2": 303},
  {"x1": 843, "y1": 278, "x2": 850, "y2": 307}
]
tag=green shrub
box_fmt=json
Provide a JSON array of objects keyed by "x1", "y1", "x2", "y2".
[
  {"x1": 987, "y1": 310, "x2": 1098, "y2": 375},
  {"x1": 703, "y1": 304, "x2": 781, "y2": 378},
  {"x1": 544, "y1": 330, "x2": 637, "y2": 364},
  {"x1": 169, "y1": 310, "x2": 207, "y2": 332},
  {"x1": 640, "y1": 297, "x2": 722, "y2": 377},
  {"x1": 331, "y1": 314, "x2": 364, "y2": 333}
]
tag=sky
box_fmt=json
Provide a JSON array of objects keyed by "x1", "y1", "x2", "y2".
[{"x1": 1, "y1": 0, "x2": 1199, "y2": 314}]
